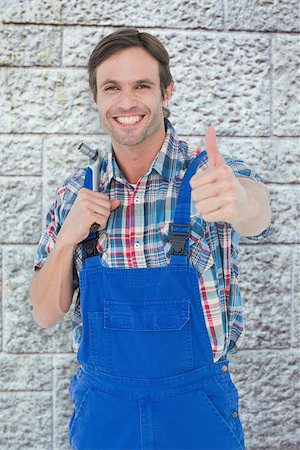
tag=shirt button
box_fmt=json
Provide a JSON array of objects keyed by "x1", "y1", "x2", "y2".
[
  {"x1": 134, "y1": 197, "x2": 140, "y2": 204},
  {"x1": 221, "y1": 365, "x2": 228, "y2": 373},
  {"x1": 232, "y1": 411, "x2": 239, "y2": 419},
  {"x1": 134, "y1": 242, "x2": 141, "y2": 249}
]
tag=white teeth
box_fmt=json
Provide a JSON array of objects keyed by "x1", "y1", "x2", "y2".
[{"x1": 115, "y1": 115, "x2": 143, "y2": 125}]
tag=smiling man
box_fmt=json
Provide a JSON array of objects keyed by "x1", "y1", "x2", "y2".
[{"x1": 29, "y1": 28, "x2": 271, "y2": 450}]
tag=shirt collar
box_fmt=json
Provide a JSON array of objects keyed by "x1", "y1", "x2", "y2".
[
  {"x1": 99, "y1": 118, "x2": 183, "y2": 190},
  {"x1": 149, "y1": 118, "x2": 183, "y2": 182}
]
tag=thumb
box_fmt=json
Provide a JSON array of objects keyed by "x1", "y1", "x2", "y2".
[
  {"x1": 110, "y1": 199, "x2": 121, "y2": 211},
  {"x1": 205, "y1": 127, "x2": 225, "y2": 168}
]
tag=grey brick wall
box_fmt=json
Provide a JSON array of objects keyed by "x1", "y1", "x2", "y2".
[{"x1": 0, "y1": 1, "x2": 299, "y2": 449}]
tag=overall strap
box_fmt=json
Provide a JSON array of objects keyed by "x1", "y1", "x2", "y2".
[{"x1": 168, "y1": 150, "x2": 207, "y2": 267}]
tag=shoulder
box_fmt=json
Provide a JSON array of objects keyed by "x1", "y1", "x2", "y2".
[
  {"x1": 57, "y1": 167, "x2": 88, "y2": 204},
  {"x1": 47, "y1": 167, "x2": 88, "y2": 225}
]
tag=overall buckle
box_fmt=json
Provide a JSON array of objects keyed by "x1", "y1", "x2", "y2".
[
  {"x1": 167, "y1": 223, "x2": 191, "y2": 257},
  {"x1": 83, "y1": 237, "x2": 100, "y2": 259}
]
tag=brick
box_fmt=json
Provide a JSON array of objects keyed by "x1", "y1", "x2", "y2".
[
  {"x1": 0, "y1": 177, "x2": 41, "y2": 244},
  {"x1": 2, "y1": 246, "x2": 75, "y2": 353},
  {"x1": 0, "y1": 70, "x2": 12, "y2": 133},
  {"x1": 0, "y1": 68, "x2": 99, "y2": 134},
  {"x1": 0, "y1": 135, "x2": 42, "y2": 176},
  {"x1": 225, "y1": 0, "x2": 300, "y2": 32},
  {"x1": 61, "y1": 0, "x2": 223, "y2": 29},
  {"x1": 273, "y1": 36, "x2": 300, "y2": 137},
  {"x1": 0, "y1": 0, "x2": 61, "y2": 23},
  {"x1": 266, "y1": 185, "x2": 300, "y2": 243},
  {"x1": 230, "y1": 350, "x2": 299, "y2": 449},
  {"x1": 0, "y1": 354, "x2": 52, "y2": 390},
  {"x1": 0, "y1": 392, "x2": 52, "y2": 449},
  {"x1": 185, "y1": 136, "x2": 300, "y2": 184},
  {"x1": 62, "y1": 26, "x2": 114, "y2": 66},
  {"x1": 218, "y1": 138, "x2": 299, "y2": 184},
  {"x1": 293, "y1": 245, "x2": 300, "y2": 347},
  {"x1": 63, "y1": 28, "x2": 271, "y2": 136},
  {"x1": 238, "y1": 245, "x2": 292, "y2": 349},
  {"x1": 0, "y1": 25, "x2": 60, "y2": 66}
]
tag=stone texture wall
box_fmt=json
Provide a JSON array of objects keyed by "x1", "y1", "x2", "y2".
[{"x1": 0, "y1": 1, "x2": 299, "y2": 449}]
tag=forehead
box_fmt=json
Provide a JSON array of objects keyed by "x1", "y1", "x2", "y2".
[{"x1": 96, "y1": 47, "x2": 160, "y2": 84}]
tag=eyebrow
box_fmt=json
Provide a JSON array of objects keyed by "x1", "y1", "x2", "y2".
[{"x1": 99, "y1": 79, "x2": 156, "y2": 88}]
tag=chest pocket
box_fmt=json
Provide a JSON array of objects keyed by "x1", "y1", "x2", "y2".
[
  {"x1": 88, "y1": 300, "x2": 193, "y2": 378},
  {"x1": 160, "y1": 216, "x2": 214, "y2": 274}
]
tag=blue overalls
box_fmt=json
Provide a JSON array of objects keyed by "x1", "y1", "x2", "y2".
[{"x1": 68, "y1": 151, "x2": 245, "y2": 450}]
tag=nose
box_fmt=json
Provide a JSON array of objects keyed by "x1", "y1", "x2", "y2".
[{"x1": 116, "y1": 88, "x2": 138, "y2": 111}]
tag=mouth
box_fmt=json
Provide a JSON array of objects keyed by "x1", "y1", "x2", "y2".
[{"x1": 112, "y1": 114, "x2": 146, "y2": 128}]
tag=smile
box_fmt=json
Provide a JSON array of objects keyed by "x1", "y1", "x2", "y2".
[{"x1": 113, "y1": 115, "x2": 145, "y2": 126}]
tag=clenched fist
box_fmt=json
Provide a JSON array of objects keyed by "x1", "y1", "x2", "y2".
[
  {"x1": 190, "y1": 127, "x2": 247, "y2": 224},
  {"x1": 56, "y1": 188, "x2": 120, "y2": 247}
]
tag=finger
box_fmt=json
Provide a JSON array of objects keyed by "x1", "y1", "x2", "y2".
[
  {"x1": 195, "y1": 197, "x2": 223, "y2": 215},
  {"x1": 189, "y1": 168, "x2": 219, "y2": 189},
  {"x1": 191, "y1": 183, "x2": 221, "y2": 202},
  {"x1": 202, "y1": 205, "x2": 232, "y2": 222},
  {"x1": 205, "y1": 127, "x2": 225, "y2": 168},
  {"x1": 86, "y1": 199, "x2": 111, "y2": 215},
  {"x1": 110, "y1": 199, "x2": 121, "y2": 211},
  {"x1": 202, "y1": 209, "x2": 223, "y2": 223},
  {"x1": 79, "y1": 189, "x2": 111, "y2": 210}
]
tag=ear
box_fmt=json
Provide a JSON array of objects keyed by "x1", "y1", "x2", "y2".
[{"x1": 163, "y1": 81, "x2": 174, "y2": 104}]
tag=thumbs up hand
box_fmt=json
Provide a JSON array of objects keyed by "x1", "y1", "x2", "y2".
[{"x1": 189, "y1": 127, "x2": 248, "y2": 224}]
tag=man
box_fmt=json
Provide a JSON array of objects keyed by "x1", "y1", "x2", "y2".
[{"x1": 29, "y1": 28, "x2": 271, "y2": 450}]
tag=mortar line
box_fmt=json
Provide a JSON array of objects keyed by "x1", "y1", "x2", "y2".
[
  {"x1": 1, "y1": 130, "x2": 300, "y2": 139},
  {"x1": 1, "y1": 174, "x2": 299, "y2": 187},
  {"x1": 0, "y1": 242, "x2": 299, "y2": 247},
  {"x1": 2, "y1": 21, "x2": 300, "y2": 36},
  {"x1": 0, "y1": 347, "x2": 298, "y2": 356}
]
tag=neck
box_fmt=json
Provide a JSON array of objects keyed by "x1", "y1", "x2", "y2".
[{"x1": 112, "y1": 124, "x2": 166, "y2": 184}]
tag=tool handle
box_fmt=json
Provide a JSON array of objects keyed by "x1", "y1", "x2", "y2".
[
  {"x1": 89, "y1": 150, "x2": 101, "y2": 234},
  {"x1": 78, "y1": 143, "x2": 102, "y2": 235},
  {"x1": 90, "y1": 222, "x2": 100, "y2": 233}
]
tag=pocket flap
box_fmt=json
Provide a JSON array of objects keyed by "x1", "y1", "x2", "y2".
[{"x1": 104, "y1": 300, "x2": 190, "y2": 331}]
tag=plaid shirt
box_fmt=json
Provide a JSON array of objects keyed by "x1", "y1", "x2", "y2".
[{"x1": 34, "y1": 118, "x2": 270, "y2": 361}]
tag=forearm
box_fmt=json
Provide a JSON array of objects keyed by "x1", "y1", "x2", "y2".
[
  {"x1": 29, "y1": 236, "x2": 76, "y2": 328},
  {"x1": 231, "y1": 178, "x2": 271, "y2": 237}
]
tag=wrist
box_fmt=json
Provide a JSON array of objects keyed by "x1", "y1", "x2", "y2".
[
  {"x1": 55, "y1": 232, "x2": 77, "y2": 253},
  {"x1": 231, "y1": 186, "x2": 258, "y2": 230}
]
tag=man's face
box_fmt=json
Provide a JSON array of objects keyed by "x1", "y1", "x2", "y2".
[{"x1": 94, "y1": 47, "x2": 172, "y2": 148}]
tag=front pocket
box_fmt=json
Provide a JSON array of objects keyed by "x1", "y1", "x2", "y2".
[
  {"x1": 69, "y1": 382, "x2": 92, "y2": 446},
  {"x1": 88, "y1": 300, "x2": 193, "y2": 378},
  {"x1": 154, "y1": 385, "x2": 244, "y2": 450},
  {"x1": 199, "y1": 389, "x2": 243, "y2": 449}
]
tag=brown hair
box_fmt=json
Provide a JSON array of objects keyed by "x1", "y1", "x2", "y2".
[{"x1": 88, "y1": 28, "x2": 173, "y2": 118}]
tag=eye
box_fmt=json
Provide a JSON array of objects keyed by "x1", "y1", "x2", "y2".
[
  {"x1": 137, "y1": 84, "x2": 150, "y2": 89},
  {"x1": 105, "y1": 86, "x2": 118, "y2": 91}
]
